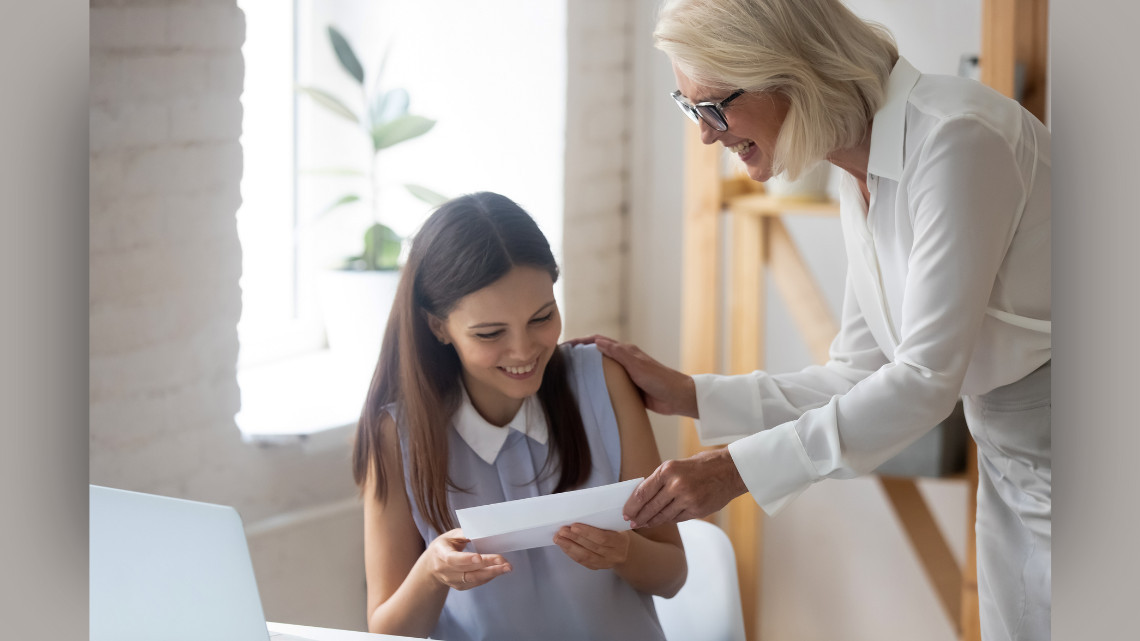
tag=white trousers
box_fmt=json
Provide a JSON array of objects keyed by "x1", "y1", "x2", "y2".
[{"x1": 963, "y1": 361, "x2": 1051, "y2": 641}]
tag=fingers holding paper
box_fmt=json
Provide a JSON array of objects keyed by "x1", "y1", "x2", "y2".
[
  {"x1": 427, "y1": 529, "x2": 512, "y2": 591},
  {"x1": 554, "y1": 523, "x2": 631, "y2": 571},
  {"x1": 623, "y1": 449, "x2": 749, "y2": 529}
]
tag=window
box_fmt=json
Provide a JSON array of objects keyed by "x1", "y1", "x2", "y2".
[
  {"x1": 236, "y1": 1, "x2": 568, "y2": 440},
  {"x1": 237, "y1": 0, "x2": 313, "y2": 366}
]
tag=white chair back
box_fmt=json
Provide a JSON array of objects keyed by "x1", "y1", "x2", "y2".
[{"x1": 653, "y1": 519, "x2": 747, "y2": 641}]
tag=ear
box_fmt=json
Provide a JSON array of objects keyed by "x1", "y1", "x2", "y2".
[{"x1": 426, "y1": 314, "x2": 451, "y2": 345}]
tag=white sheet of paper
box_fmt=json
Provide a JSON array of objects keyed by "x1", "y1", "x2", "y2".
[{"x1": 456, "y1": 478, "x2": 642, "y2": 554}]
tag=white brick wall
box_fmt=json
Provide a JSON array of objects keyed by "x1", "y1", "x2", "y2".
[
  {"x1": 89, "y1": 0, "x2": 363, "y2": 617},
  {"x1": 562, "y1": 0, "x2": 635, "y2": 340},
  {"x1": 89, "y1": 1, "x2": 368, "y2": 630}
]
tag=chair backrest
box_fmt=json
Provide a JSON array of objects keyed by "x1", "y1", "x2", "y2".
[{"x1": 653, "y1": 519, "x2": 747, "y2": 641}]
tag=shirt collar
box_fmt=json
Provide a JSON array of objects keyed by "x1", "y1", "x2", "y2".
[
  {"x1": 453, "y1": 386, "x2": 548, "y2": 465},
  {"x1": 867, "y1": 56, "x2": 921, "y2": 182}
]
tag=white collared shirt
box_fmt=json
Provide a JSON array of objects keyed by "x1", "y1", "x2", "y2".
[
  {"x1": 693, "y1": 57, "x2": 1051, "y2": 514},
  {"x1": 452, "y1": 387, "x2": 548, "y2": 465}
]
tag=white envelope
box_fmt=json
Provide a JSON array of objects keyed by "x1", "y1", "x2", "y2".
[{"x1": 456, "y1": 478, "x2": 642, "y2": 554}]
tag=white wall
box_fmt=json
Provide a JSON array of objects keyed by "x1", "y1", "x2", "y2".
[{"x1": 626, "y1": 1, "x2": 980, "y2": 639}]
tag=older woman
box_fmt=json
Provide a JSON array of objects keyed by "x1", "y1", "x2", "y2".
[{"x1": 583, "y1": 1, "x2": 1052, "y2": 639}]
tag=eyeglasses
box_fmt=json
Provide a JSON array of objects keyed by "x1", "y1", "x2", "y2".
[{"x1": 670, "y1": 89, "x2": 745, "y2": 132}]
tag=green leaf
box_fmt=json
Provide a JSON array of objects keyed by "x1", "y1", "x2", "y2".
[
  {"x1": 296, "y1": 86, "x2": 361, "y2": 125},
  {"x1": 362, "y1": 223, "x2": 403, "y2": 270},
  {"x1": 328, "y1": 26, "x2": 364, "y2": 85},
  {"x1": 371, "y1": 114, "x2": 436, "y2": 151},
  {"x1": 404, "y1": 183, "x2": 450, "y2": 207},
  {"x1": 318, "y1": 193, "x2": 361, "y2": 217}
]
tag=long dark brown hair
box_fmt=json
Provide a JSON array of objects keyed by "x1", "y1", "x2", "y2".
[{"x1": 352, "y1": 192, "x2": 592, "y2": 534}]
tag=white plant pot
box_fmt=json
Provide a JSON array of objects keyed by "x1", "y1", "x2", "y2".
[
  {"x1": 317, "y1": 269, "x2": 402, "y2": 365},
  {"x1": 764, "y1": 161, "x2": 832, "y2": 201}
]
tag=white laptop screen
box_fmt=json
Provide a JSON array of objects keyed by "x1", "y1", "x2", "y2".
[{"x1": 90, "y1": 485, "x2": 271, "y2": 641}]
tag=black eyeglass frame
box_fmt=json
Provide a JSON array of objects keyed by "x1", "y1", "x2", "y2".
[{"x1": 670, "y1": 89, "x2": 745, "y2": 132}]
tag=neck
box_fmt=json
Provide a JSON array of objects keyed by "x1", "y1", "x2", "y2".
[
  {"x1": 461, "y1": 373, "x2": 524, "y2": 427},
  {"x1": 827, "y1": 122, "x2": 873, "y2": 187}
]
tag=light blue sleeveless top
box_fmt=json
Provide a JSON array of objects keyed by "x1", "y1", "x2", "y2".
[{"x1": 396, "y1": 344, "x2": 665, "y2": 641}]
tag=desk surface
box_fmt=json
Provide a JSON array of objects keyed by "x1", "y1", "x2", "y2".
[{"x1": 268, "y1": 621, "x2": 424, "y2": 641}]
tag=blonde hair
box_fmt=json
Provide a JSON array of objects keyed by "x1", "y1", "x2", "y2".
[{"x1": 655, "y1": 0, "x2": 897, "y2": 178}]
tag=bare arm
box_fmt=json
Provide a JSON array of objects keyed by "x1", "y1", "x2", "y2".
[
  {"x1": 363, "y1": 413, "x2": 511, "y2": 636},
  {"x1": 554, "y1": 356, "x2": 688, "y2": 598}
]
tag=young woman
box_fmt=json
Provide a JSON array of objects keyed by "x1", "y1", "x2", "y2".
[{"x1": 352, "y1": 192, "x2": 686, "y2": 640}]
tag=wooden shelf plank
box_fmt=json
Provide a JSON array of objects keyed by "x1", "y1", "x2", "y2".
[
  {"x1": 725, "y1": 206, "x2": 768, "y2": 641},
  {"x1": 679, "y1": 125, "x2": 721, "y2": 462},
  {"x1": 729, "y1": 213, "x2": 766, "y2": 376},
  {"x1": 727, "y1": 495, "x2": 762, "y2": 641},
  {"x1": 729, "y1": 193, "x2": 840, "y2": 218},
  {"x1": 680, "y1": 128, "x2": 721, "y2": 362},
  {"x1": 767, "y1": 219, "x2": 838, "y2": 364},
  {"x1": 879, "y1": 476, "x2": 964, "y2": 634}
]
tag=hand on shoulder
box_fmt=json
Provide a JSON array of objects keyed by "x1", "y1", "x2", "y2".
[{"x1": 596, "y1": 341, "x2": 697, "y2": 418}]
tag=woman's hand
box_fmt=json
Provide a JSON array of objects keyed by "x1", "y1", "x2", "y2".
[
  {"x1": 623, "y1": 448, "x2": 747, "y2": 529},
  {"x1": 553, "y1": 523, "x2": 632, "y2": 570},
  {"x1": 425, "y1": 529, "x2": 512, "y2": 590},
  {"x1": 564, "y1": 335, "x2": 698, "y2": 418}
]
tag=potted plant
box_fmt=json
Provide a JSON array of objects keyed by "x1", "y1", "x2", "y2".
[{"x1": 297, "y1": 26, "x2": 446, "y2": 362}]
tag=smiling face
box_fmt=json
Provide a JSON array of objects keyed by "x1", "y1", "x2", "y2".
[
  {"x1": 428, "y1": 265, "x2": 562, "y2": 426},
  {"x1": 672, "y1": 62, "x2": 790, "y2": 183}
]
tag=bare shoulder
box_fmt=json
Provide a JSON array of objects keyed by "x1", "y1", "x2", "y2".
[
  {"x1": 361, "y1": 409, "x2": 404, "y2": 500},
  {"x1": 374, "y1": 409, "x2": 401, "y2": 458},
  {"x1": 601, "y1": 354, "x2": 660, "y2": 477},
  {"x1": 601, "y1": 354, "x2": 641, "y2": 404}
]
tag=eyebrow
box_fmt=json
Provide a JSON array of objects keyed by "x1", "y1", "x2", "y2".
[{"x1": 467, "y1": 300, "x2": 556, "y2": 330}]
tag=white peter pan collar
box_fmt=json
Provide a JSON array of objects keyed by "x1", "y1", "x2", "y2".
[
  {"x1": 867, "y1": 56, "x2": 921, "y2": 182},
  {"x1": 453, "y1": 386, "x2": 549, "y2": 465}
]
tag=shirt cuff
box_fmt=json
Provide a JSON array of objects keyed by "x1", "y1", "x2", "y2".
[
  {"x1": 727, "y1": 422, "x2": 819, "y2": 516},
  {"x1": 692, "y1": 373, "x2": 765, "y2": 446}
]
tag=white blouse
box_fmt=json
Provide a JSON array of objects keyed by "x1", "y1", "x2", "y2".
[{"x1": 693, "y1": 57, "x2": 1051, "y2": 514}]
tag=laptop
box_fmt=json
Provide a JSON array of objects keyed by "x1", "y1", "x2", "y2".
[{"x1": 90, "y1": 485, "x2": 379, "y2": 641}]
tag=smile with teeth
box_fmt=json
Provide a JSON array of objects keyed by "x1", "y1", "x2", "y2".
[
  {"x1": 727, "y1": 140, "x2": 754, "y2": 154},
  {"x1": 500, "y1": 359, "x2": 538, "y2": 376}
]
